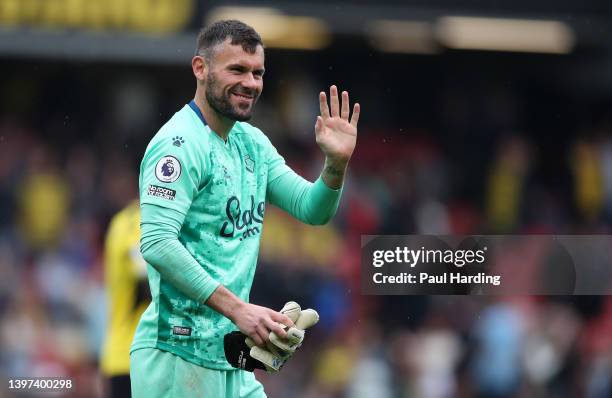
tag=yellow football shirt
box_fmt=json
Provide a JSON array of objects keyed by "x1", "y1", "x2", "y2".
[{"x1": 100, "y1": 201, "x2": 149, "y2": 376}]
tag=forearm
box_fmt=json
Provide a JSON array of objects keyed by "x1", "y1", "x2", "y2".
[
  {"x1": 140, "y1": 204, "x2": 220, "y2": 303},
  {"x1": 205, "y1": 284, "x2": 245, "y2": 323},
  {"x1": 267, "y1": 167, "x2": 342, "y2": 225},
  {"x1": 140, "y1": 204, "x2": 288, "y2": 341}
]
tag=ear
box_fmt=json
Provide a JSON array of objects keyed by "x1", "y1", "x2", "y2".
[{"x1": 192, "y1": 55, "x2": 207, "y2": 81}]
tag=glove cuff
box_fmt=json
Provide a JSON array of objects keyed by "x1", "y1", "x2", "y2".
[{"x1": 223, "y1": 332, "x2": 266, "y2": 372}]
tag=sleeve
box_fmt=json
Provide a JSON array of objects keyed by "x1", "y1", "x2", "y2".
[
  {"x1": 139, "y1": 133, "x2": 205, "y2": 215},
  {"x1": 264, "y1": 136, "x2": 342, "y2": 225},
  {"x1": 139, "y1": 134, "x2": 219, "y2": 303},
  {"x1": 140, "y1": 203, "x2": 220, "y2": 303}
]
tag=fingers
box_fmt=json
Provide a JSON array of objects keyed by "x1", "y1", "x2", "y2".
[
  {"x1": 319, "y1": 85, "x2": 358, "y2": 125},
  {"x1": 265, "y1": 312, "x2": 291, "y2": 339},
  {"x1": 248, "y1": 322, "x2": 278, "y2": 347},
  {"x1": 267, "y1": 319, "x2": 288, "y2": 339},
  {"x1": 330, "y1": 85, "x2": 340, "y2": 117},
  {"x1": 350, "y1": 103, "x2": 360, "y2": 128},
  {"x1": 250, "y1": 329, "x2": 264, "y2": 347},
  {"x1": 271, "y1": 310, "x2": 295, "y2": 329},
  {"x1": 341, "y1": 91, "x2": 349, "y2": 120},
  {"x1": 319, "y1": 92, "x2": 330, "y2": 119},
  {"x1": 314, "y1": 116, "x2": 324, "y2": 137}
]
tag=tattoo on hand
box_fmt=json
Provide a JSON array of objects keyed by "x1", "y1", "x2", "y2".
[{"x1": 324, "y1": 165, "x2": 344, "y2": 177}]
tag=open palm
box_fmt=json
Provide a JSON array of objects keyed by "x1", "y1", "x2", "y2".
[{"x1": 315, "y1": 85, "x2": 360, "y2": 163}]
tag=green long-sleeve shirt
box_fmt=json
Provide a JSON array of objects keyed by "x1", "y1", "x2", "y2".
[{"x1": 131, "y1": 101, "x2": 342, "y2": 369}]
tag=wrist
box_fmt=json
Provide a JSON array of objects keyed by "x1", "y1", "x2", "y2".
[
  {"x1": 324, "y1": 156, "x2": 349, "y2": 170},
  {"x1": 227, "y1": 299, "x2": 246, "y2": 323},
  {"x1": 207, "y1": 284, "x2": 246, "y2": 323},
  {"x1": 321, "y1": 158, "x2": 348, "y2": 190}
]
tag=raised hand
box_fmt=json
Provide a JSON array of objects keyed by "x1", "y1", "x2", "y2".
[{"x1": 316, "y1": 85, "x2": 360, "y2": 164}]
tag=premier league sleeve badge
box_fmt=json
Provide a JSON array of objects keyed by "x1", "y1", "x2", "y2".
[{"x1": 155, "y1": 155, "x2": 182, "y2": 183}]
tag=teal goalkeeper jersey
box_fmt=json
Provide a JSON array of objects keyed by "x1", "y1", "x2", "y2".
[{"x1": 132, "y1": 101, "x2": 341, "y2": 369}]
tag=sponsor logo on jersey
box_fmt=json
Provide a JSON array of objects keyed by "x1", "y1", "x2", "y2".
[
  {"x1": 147, "y1": 184, "x2": 176, "y2": 200},
  {"x1": 220, "y1": 195, "x2": 265, "y2": 241},
  {"x1": 172, "y1": 326, "x2": 192, "y2": 336},
  {"x1": 155, "y1": 155, "x2": 181, "y2": 183}
]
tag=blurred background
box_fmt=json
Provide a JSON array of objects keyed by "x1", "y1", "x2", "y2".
[{"x1": 1, "y1": 0, "x2": 612, "y2": 397}]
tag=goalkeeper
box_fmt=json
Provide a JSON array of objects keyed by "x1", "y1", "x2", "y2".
[{"x1": 130, "y1": 19, "x2": 360, "y2": 398}]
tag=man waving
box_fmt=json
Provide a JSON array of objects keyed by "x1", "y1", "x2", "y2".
[{"x1": 130, "y1": 19, "x2": 359, "y2": 398}]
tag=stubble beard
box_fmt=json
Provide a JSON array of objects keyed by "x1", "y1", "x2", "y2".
[{"x1": 205, "y1": 72, "x2": 257, "y2": 122}]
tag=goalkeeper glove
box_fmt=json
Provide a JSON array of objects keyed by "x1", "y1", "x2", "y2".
[{"x1": 224, "y1": 301, "x2": 319, "y2": 373}]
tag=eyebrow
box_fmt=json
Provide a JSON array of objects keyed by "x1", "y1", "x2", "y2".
[{"x1": 227, "y1": 63, "x2": 265, "y2": 74}]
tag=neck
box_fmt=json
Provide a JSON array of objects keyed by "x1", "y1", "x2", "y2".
[{"x1": 194, "y1": 88, "x2": 234, "y2": 141}]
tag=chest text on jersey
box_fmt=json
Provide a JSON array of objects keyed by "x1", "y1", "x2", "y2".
[{"x1": 220, "y1": 195, "x2": 265, "y2": 240}]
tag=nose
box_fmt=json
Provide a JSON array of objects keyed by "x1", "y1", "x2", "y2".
[{"x1": 242, "y1": 73, "x2": 261, "y2": 91}]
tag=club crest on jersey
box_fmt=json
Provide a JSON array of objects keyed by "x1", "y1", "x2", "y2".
[
  {"x1": 155, "y1": 155, "x2": 182, "y2": 183},
  {"x1": 244, "y1": 154, "x2": 255, "y2": 173}
]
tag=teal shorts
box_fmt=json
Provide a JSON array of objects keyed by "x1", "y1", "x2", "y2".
[{"x1": 130, "y1": 348, "x2": 266, "y2": 398}]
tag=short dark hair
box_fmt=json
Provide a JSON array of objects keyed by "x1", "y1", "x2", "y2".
[{"x1": 195, "y1": 20, "x2": 263, "y2": 60}]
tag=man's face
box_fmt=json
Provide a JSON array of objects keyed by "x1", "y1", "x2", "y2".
[{"x1": 204, "y1": 39, "x2": 265, "y2": 121}]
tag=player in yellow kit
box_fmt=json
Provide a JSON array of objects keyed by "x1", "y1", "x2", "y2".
[{"x1": 100, "y1": 201, "x2": 150, "y2": 398}]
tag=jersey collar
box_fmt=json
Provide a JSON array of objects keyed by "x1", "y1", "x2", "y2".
[{"x1": 188, "y1": 100, "x2": 207, "y2": 126}]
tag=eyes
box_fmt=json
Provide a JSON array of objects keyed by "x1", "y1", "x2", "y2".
[{"x1": 228, "y1": 65, "x2": 265, "y2": 79}]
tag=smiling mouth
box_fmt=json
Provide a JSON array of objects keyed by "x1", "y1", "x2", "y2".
[{"x1": 231, "y1": 92, "x2": 254, "y2": 100}]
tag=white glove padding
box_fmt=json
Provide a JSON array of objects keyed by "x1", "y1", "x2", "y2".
[{"x1": 247, "y1": 301, "x2": 319, "y2": 372}]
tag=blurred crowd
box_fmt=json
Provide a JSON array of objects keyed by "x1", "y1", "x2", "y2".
[{"x1": 1, "y1": 54, "x2": 612, "y2": 397}]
